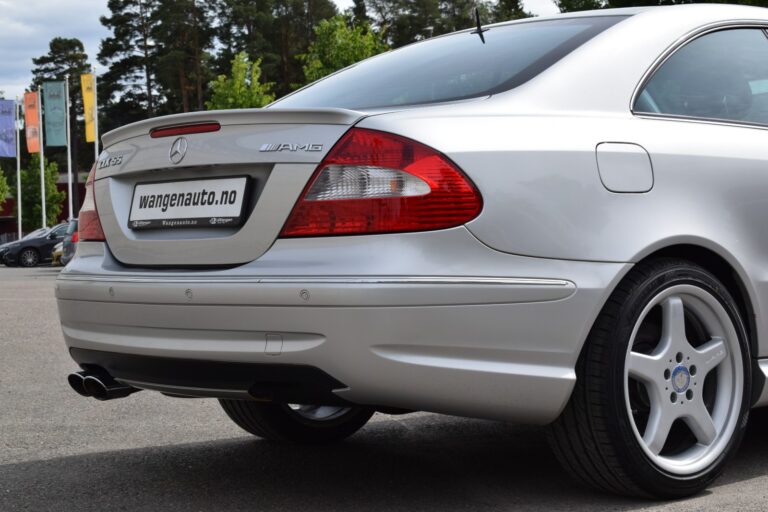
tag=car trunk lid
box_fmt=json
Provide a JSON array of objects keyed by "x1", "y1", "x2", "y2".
[{"x1": 94, "y1": 108, "x2": 365, "y2": 267}]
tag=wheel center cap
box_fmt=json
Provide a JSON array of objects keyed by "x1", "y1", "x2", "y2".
[{"x1": 671, "y1": 365, "x2": 691, "y2": 393}]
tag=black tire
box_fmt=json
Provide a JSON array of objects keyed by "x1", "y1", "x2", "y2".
[
  {"x1": 18, "y1": 248, "x2": 39, "y2": 268},
  {"x1": 220, "y1": 400, "x2": 374, "y2": 443},
  {"x1": 547, "y1": 258, "x2": 751, "y2": 498}
]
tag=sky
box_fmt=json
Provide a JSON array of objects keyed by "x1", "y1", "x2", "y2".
[{"x1": 0, "y1": 0, "x2": 559, "y2": 101}]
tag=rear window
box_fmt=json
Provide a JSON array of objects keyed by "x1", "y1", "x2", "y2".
[{"x1": 274, "y1": 16, "x2": 627, "y2": 110}]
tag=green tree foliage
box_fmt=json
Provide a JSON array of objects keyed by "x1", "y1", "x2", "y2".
[
  {"x1": 557, "y1": 0, "x2": 601, "y2": 11},
  {"x1": 211, "y1": 0, "x2": 277, "y2": 82},
  {"x1": 11, "y1": 154, "x2": 65, "y2": 231},
  {"x1": 31, "y1": 37, "x2": 91, "y2": 204},
  {"x1": 99, "y1": 0, "x2": 160, "y2": 128},
  {"x1": 491, "y1": 0, "x2": 530, "y2": 21},
  {"x1": 0, "y1": 172, "x2": 8, "y2": 210},
  {"x1": 390, "y1": 0, "x2": 441, "y2": 47},
  {"x1": 207, "y1": 52, "x2": 275, "y2": 109},
  {"x1": 367, "y1": 0, "x2": 508, "y2": 48},
  {"x1": 93, "y1": 0, "x2": 543, "y2": 121},
  {"x1": 272, "y1": 0, "x2": 339, "y2": 94},
  {"x1": 152, "y1": 0, "x2": 215, "y2": 113},
  {"x1": 300, "y1": 16, "x2": 388, "y2": 83},
  {"x1": 351, "y1": 0, "x2": 370, "y2": 24}
]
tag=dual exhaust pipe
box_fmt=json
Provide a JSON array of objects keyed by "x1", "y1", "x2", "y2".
[{"x1": 68, "y1": 370, "x2": 140, "y2": 401}]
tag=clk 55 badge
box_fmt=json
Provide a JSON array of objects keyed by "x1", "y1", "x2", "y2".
[{"x1": 98, "y1": 155, "x2": 123, "y2": 169}]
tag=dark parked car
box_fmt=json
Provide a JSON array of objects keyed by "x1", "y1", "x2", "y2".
[
  {"x1": 60, "y1": 219, "x2": 78, "y2": 266},
  {"x1": 3, "y1": 223, "x2": 68, "y2": 267},
  {"x1": 0, "y1": 228, "x2": 49, "y2": 265}
]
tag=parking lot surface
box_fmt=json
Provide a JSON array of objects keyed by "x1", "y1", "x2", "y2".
[{"x1": 3, "y1": 265, "x2": 768, "y2": 511}]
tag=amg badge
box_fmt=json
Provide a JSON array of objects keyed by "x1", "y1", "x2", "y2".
[{"x1": 259, "y1": 143, "x2": 323, "y2": 152}]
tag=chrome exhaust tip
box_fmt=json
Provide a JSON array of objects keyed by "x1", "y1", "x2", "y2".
[
  {"x1": 82, "y1": 374, "x2": 139, "y2": 401},
  {"x1": 67, "y1": 369, "x2": 140, "y2": 400},
  {"x1": 67, "y1": 371, "x2": 91, "y2": 397}
]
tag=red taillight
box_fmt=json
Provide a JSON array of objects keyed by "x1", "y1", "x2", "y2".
[
  {"x1": 71, "y1": 231, "x2": 79, "y2": 244},
  {"x1": 150, "y1": 122, "x2": 221, "y2": 138},
  {"x1": 78, "y1": 165, "x2": 106, "y2": 241},
  {"x1": 280, "y1": 128, "x2": 482, "y2": 237}
]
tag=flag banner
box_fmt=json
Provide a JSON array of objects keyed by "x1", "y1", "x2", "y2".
[
  {"x1": 0, "y1": 100, "x2": 15, "y2": 158},
  {"x1": 23, "y1": 92, "x2": 40, "y2": 154},
  {"x1": 43, "y1": 81, "x2": 67, "y2": 147},
  {"x1": 81, "y1": 73, "x2": 95, "y2": 143}
]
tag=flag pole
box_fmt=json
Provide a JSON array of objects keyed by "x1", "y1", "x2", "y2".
[
  {"x1": 65, "y1": 74, "x2": 73, "y2": 220},
  {"x1": 38, "y1": 86, "x2": 46, "y2": 228},
  {"x1": 15, "y1": 97, "x2": 22, "y2": 239},
  {"x1": 93, "y1": 65, "x2": 99, "y2": 164}
]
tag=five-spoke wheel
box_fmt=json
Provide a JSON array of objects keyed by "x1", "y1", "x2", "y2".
[
  {"x1": 549, "y1": 259, "x2": 750, "y2": 498},
  {"x1": 625, "y1": 287, "x2": 742, "y2": 475}
]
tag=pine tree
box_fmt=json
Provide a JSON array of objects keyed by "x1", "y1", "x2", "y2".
[
  {"x1": 558, "y1": 0, "x2": 602, "y2": 11},
  {"x1": 152, "y1": 0, "x2": 215, "y2": 113},
  {"x1": 30, "y1": 38, "x2": 91, "y2": 205},
  {"x1": 351, "y1": 0, "x2": 370, "y2": 24},
  {"x1": 99, "y1": 0, "x2": 160, "y2": 126},
  {"x1": 211, "y1": 0, "x2": 277, "y2": 80},
  {"x1": 270, "y1": 0, "x2": 338, "y2": 94},
  {"x1": 491, "y1": 0, "x2": 530, "y2": 21}
]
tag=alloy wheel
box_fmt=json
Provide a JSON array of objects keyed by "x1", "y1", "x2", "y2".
[
  {"x1": 20, "y1": 249, "x2": 39, "y2": 267},
  {"x1": 624, "y1": 284, "x2": 743, "y2": 475}
]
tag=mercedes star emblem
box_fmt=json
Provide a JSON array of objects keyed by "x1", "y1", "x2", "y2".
[{"x1": 169, "y1": 137, "x2": 188, "y2": 165}]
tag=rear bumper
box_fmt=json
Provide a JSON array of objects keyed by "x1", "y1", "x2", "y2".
[
  {"x1": 56, "y1": 228, "x2": 631, "y2": 424},
  {"x1": 71, "y1": 348, "x2": 352, "y2": 404}
]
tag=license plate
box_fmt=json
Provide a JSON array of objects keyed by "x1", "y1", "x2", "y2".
[{"x1": 128, "y1": 177, "x2": 249, "y2": 230}]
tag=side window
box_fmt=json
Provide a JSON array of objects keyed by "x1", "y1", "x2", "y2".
[{"x1": 635, "y1": 28, "x2": 768, "y2": 125}]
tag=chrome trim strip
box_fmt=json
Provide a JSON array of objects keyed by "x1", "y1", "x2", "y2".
[
  {"x1": 57, "y1": 274, "x2": 572, "y2": 287},
  {"x1": 632, "y1": 112, "x2": 768, "y2": 132},
  {"x1": 630, "y1": 20, "x2": 768, "y2": 115}
]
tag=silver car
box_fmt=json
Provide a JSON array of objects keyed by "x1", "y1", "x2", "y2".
[{"x1": 58, "y1": 4, "x2": 768, "y2": 498}]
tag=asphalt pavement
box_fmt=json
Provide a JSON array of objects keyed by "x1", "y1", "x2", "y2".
[{"x1": 2, "y1": 265, "x2": 768, "y2": 511}]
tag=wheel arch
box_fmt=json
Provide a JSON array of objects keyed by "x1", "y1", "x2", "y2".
[
  {"x1": 632, "y1": 243, "x2": 758, "y2": 357},
  {"x1": 625, "y1": 242, "x2": 763, "y2": 406}
]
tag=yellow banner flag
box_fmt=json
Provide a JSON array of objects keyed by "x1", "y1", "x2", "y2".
[{"x1": 80, "y1": 73, "x2": 96, "y2": 143}]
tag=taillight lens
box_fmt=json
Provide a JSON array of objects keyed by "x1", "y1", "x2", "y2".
[
  {"x1": 71, "y1": 231, "x2": 79, "y2": 243},
  {"x1": 78, "y1": 165, "x2": 106, "y2": 241},
  {"x1": 280, "y1": 128, "x2": 482, "y2": 237}
]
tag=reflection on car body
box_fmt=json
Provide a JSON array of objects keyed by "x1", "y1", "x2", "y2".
[{"x1": 56, "y1": 5, "x2": 768, "y2": 498}]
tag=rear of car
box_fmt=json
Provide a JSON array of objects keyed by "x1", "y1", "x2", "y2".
[
  {"x1": 56, "y1": 5, "x2": 768, "y2": 499},
  {"x1": 57, "y1": 14, "x2": 633, "y2": 421}
]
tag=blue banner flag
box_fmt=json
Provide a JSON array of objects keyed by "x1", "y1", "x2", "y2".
[
  {"x1": 43, "y1": 81, "x2": 67, "y2": 147},
  {"x1": 0, "y1": 99, "x2": 15, "y2": 158}
]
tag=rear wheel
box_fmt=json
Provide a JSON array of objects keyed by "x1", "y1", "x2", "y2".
[
  {"x1": 19, "y1": 248, "x2": 39, "y2": 267},
  {"x1": 220, "y1": 399, "x2": 374, "y2": 443},
  {"x1": 548, "y1": 259, "x2": 750, "y2": 498}
]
